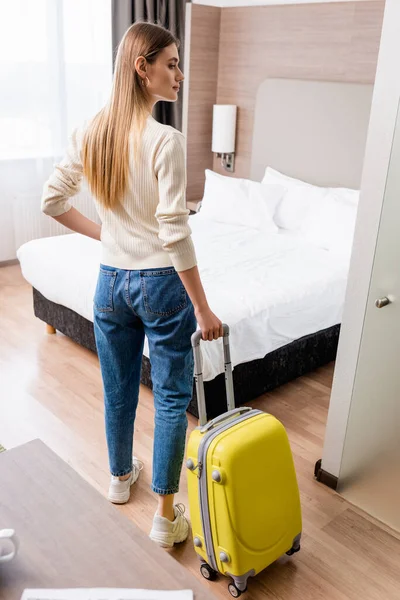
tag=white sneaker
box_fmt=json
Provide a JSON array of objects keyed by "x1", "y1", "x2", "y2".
[
  {"x1": 149, "y1": 503, "x2": 189, "y2": 548},
  {"x1": 107, "y1": 457, "x2": 143, "y2": 504}
]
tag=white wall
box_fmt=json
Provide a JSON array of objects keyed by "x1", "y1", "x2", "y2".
[
  {"x1": 322, "y1": 0, "x2": 400, "y2": 477},
  {"x1": 192, "y1": 0, "x2": 376, "y2": 7}
]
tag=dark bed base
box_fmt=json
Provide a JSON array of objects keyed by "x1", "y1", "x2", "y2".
[{"x1": 33, "y1": 288, "x2": 340, "y2": 420}]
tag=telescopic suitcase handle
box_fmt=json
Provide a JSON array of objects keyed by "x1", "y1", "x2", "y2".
[{"x1": 191, "y1": 323, "x2": 235, "y2": 426}]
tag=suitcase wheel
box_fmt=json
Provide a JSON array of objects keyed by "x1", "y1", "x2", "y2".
[
  {"x1": 200, "y1": 563, "x2": 217, "y2": 581},
  {"x1": 286, "y1": 544, "x2": 301, "y2": 556},
  {"x1": 228, "y1": 582, "x2": 246, "y2": 597}
]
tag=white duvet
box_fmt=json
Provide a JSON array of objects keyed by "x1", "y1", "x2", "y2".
[{"x1": 17, "y1": 213, "x2": 350, "y2": 381}]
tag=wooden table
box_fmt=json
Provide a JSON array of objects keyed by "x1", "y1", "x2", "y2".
[{"x1": 0, "y1": 440, "x2": 217, "y2": 600}]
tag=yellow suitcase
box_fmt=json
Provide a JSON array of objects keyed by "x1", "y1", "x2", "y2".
[{"x1": 186, "y1": 324, "x2": 302, "y2": 597}]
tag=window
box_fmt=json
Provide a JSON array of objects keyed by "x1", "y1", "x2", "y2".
[{"x1": 0, "y1": 0, "x2": 112, "y2": 160}]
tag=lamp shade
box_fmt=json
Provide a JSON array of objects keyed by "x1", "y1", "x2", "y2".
[{"x1": 212, "y1": 105, "x2": 237, "y2": 153}]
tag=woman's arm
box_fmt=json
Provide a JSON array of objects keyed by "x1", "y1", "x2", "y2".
[
  {"x1": 41, "y1": 128, "x2": 101, "y2": 241},
  {"x1": 178, "y1": 265, "x2": 223, "y2": 341},
  {"x1": 53, "y1": 207, "x2": 101, "y2": 241},
  {"x1": 154, "y1": 133, "x2": 222, "y2": 341},
  {"x1": 154, "y1": 133, "x2": 197, "y2": 272}
]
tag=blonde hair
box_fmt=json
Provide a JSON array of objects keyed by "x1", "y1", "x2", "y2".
[{"x1": 82, "y1": 22, "x2": 179, "y2": 209}]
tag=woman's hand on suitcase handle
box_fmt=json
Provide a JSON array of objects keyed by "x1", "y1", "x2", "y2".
[{"x1": 195, "y1": 306, "x2": 223, "y2": 341}]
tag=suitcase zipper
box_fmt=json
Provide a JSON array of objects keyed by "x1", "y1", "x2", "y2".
[{"x1": 197, "y1": 409, "x2": 262, "y2": 572}]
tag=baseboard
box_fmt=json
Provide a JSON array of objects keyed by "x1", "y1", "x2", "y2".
[
  {"x1": 0, "y1": 259, "x2": 19, "y2": 267},
  {"x1": 314, "y1": 458, "x2": 338, "y2": 491}
]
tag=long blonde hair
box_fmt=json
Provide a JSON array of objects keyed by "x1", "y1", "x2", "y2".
[{"x1": 82, "y1": 22, "x2": 179, "y2": 209}]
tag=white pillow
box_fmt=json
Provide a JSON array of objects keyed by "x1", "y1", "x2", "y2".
[
  {"x1": 261, "y1": 167, "x2": 327, "y2": 230},
  {"x1": 332, "y1": 187, "x2": 359, "y2": 205},
  {"x1": 299, "y1": 190, "x2": 358, "y2": 258},
  {"x1": 274, "y1": 186, "x2": 329, "y2": 230},
  {"x1": 200, "y1": 170, "x2": 285, "y2": 232},
  {"x1": 262, "y1": 166, "x2": 360, "y2": 231}
]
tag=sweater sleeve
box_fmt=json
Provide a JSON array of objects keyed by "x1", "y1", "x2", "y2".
[
  {"x1": 154, "y1": 132, "x2": 197, "y2": 272},
  {"x1": 41, "y1": 128, "x2": 83, "y2": 217}
]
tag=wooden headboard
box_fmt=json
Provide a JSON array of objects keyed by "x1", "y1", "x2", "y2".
[{"x1": 250, "y1": 79, "x2": 374, "y2": 189}]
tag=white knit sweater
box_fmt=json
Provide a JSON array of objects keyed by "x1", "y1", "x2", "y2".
[{"x1": 41, "y1": 115, "x2": 197, "y2": 272}]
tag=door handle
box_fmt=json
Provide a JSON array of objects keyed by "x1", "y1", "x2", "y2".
[{"x1": 375, "y1": 297, "x2": 391, "y2": 309}]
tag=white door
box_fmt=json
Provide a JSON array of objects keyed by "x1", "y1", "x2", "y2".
[{"x1": 337, "y1": 101, "x2": 400, "y2": 530}]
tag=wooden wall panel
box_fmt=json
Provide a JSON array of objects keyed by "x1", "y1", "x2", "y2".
[
  {"x1": 213, "y1": 0, "x2": 385, "y2": 178},
  {"x1": 185, "y1": 4, "x2": 221, "y2": 201},
  {"x1": 184, "y1": 1, "x2": 385, "y2": 200}
]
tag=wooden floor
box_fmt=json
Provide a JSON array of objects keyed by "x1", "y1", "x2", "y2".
[{"x1": 1, "y1": 263, "x2": 400, "y2": 599}]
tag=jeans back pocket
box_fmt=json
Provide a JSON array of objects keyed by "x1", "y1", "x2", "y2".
[
  {"x1": 94, "y1": 267, "x2": 117, "y2": 313},
  {"x1": 140, "y1": 268, "x2": 187, "y2": 316}
]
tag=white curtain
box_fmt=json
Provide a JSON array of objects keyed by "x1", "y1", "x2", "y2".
[{"x1": 0, "y1": 0, "x2": 113, "y2": 262}]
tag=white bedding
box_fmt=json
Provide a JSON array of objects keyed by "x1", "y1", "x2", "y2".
[{"x1": 17, "y1": 213, "x2": 350, "y2": 381}]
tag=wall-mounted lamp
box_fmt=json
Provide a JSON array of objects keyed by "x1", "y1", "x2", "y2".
[{"x1": 212, "y1": 105, "x2": 237, "y2": 173}]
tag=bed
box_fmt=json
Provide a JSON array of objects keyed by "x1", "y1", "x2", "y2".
[{"x1": 17, "y1": 79, "x2": 374, "y2": 419}]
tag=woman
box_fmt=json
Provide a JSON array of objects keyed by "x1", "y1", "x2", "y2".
[{"x1": 41, "y1": 22, "x2": 222, "y2": 548}]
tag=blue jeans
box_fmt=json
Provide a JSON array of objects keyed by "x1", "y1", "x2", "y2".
[{"x1": 93, "y1": 265, "x2": 196, "y2": 495}]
